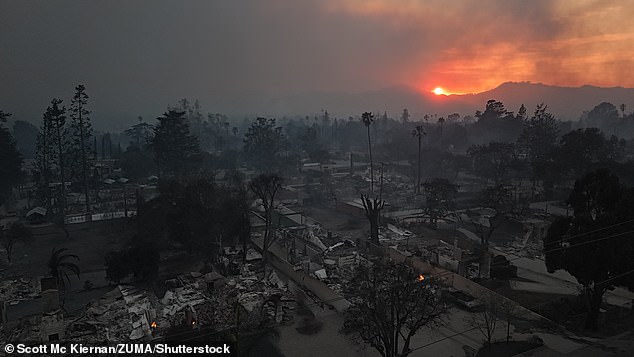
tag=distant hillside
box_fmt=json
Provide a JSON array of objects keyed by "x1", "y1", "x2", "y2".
[
  {"x1": 252, "y1": 82, "x2": 634, "y2": 121},
  {"x1": 451, "y1": 82, "x2": 634, "y2": 121}
]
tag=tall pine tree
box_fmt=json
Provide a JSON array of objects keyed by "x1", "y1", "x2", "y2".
[
  {"x1": 151, "y1": 109, "x2": 200, "y2": 176},
  {"x1": 69, "y1": 84, "x2": 93, "y2": 216}
]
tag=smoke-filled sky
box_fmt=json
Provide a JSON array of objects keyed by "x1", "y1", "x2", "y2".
[{"x1": 2, "y1": 0, "x2": 634, "y2": 128}]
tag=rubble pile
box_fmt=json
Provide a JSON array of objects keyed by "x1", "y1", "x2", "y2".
[
  {"x1": 66, "y1": 285, "x2": 158, "y2": 342},
  {"x1": 0, "y1": 277, "x2": 38, "y2": 302}
]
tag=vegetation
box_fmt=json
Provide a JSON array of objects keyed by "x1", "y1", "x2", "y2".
[
  {"x1": 1, "y1": 222, "x2": 31, "y2": 262},
  {"x1": 249, "y1": 173, "x2": 283, "y2": 275},
  {"x1": 151, "y1": 109, "x2": 201, "y2": 176},
  {"x1": 0, "y1": 110, "x2": 23, "y2": 205},
  {"x1": 342, "y1": 258, "x2": 445, "y2": 357},
  {"x1": 544, "y1": 169, "x2": 634, "y2": 330},
  {"x1": 68, "y1": 84, "x2": 93, "y2": 216},
  {"x1": 48, "y1": 247, "x2": 81, "y2": 295}
]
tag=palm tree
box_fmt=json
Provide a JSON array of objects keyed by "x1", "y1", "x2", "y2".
[
  {"x1": 411, "y1": 125, "x2": 426, "y2": 194},
  {"x1": 361, "y1": 112, "x2": 375, "y2": 193},
  {"x1": 48, "y1": 247, "x2": 80, "y2": 295}
]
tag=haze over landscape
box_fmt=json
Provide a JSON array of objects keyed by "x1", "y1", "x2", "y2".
[
  {"x1": 3, "y1": 2, "x2": 634, "y2": 356},
  {"x1": 2, "y1": 0, "x2": 634, "y2": 129}
]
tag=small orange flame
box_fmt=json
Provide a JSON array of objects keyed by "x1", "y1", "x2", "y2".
[
  {"x1": 418, "y1": 274, "x2": 425, "y2": 282},
  {"x1": 150, "y1": 321, "x2": 157, "y2": 329}
]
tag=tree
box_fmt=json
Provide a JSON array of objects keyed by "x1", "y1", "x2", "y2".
[
  {"x1": 361, "y1": 112, "x2": 375, "y2": 193},
  {"x1": 474, "y1": 100, "x2": 523, "y2": 143},
  {"x1": 342, "y1": 258, "x2": 445, "y2": 357},
  {"x1": 124, "y1": 116, "x2": 154, "y2": 149},
  {"x1": 437, "y1": 116, "x2": 445, "y2": 148},
  {"x1": 243, "y1": 117, "x2": 285, "y2": 172},
  {"x1": 400, "y1": 108, "x2": 410, "y2": 124},
  {"x1": 249, "y1": 173, "x2": 283, "y2": 275},
  {"x1": 1, "y1": 223, "x2": 31, "y2": 263},
  {"x1": 411, "y1": 125, "x2": 426, "y2": 194},
  {"x1": 11, "y1": 120, "x2": 39, "y2": 159},
  {"x1": 468, "y1": 142, "x2": 520, "y2": 184},
  {"x1": 48, "y1": 99, "x2": 69, "y2": 215},
  {"x1": 361, "y1": 194, "x2": 384, "y2": 245},
  {"x1": 422, "y1": 178, "x2": 458, "y2": 229},
  {"x1": 518, "y1": 104, "x2": 559, "y2": 181},
  {"x1": 0, "y1": 110, "x2": 23, "y2": 205},
  {"x1": 69, "y1": 84, "x2": 93, "y2": 216},
  {"x1": 48, "y1": 247, "x2": 80, "y2": 295},
  {"x1": 35, "y1": 108, "x2": 56, "y2": 212},
  {"x1": 468, "y1": 293, "x2": 502, "y2": 348},
  {"x1": 544, "y1": 169, "x2": 634, "y2": 330},
  {"x1": 151, "y1": 109, "x2": 201, "y2": 176},
  {"x1": 558, "y1": 128, "x2": 625, "y2": 178},
  {"x1": 472, "y1": 184, "x2": 514, "y2": 248}
]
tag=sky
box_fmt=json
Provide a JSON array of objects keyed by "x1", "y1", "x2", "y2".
[{"x1": 2, "y1": 0, "x2": 634, "y2": 129}]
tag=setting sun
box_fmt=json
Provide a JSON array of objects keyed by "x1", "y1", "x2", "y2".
[{"x1": 432, "y1": 87, "x2": 446, "y2": 95}]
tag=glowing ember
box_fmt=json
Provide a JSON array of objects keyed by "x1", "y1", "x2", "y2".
[
  {"x1": 191, "y1": 320, "x2": 196, "y2": 326},
  {"x1": 418, "y1": 274, "x2": 425, "y2": 282},
  {"x1": 150, "y1": 321, "x2": 157, "y2": 329}
]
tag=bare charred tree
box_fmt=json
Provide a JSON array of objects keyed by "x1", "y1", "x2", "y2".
[
  {"x1": 342, "y1": 258, "x2": 445, "y2": 357},
  {"x1": 249, "y1": 173, "x2": 283, "y2": 275},
  {"x1": 361, "y1": 194, "x2": 384, "y2": 246},
  {"x1": 411, "y1": 125, "x2": 426, "y2": 194},
  {"x1": 468, "y1": 292, "x2": 502, "y2": 348}
]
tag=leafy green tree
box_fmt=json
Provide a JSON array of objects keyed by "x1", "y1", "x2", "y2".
[
  {"x1": 151, "y1": 109, "x2": 201, "y2": 176},
  {"x1": 0, "y1": 110, "x2": 23, "y2": 205},
  {"x1": 243, "y1": 117, "x2": 285, "y2": 172},
  {"x1": 544, "y1": 169, "x2": 634, "y2": 330},
  {"x1": 69, "y1": 84, "x2": 93, "y2": 215},
  {"x1": 48, "y1": 247, "x2": 80, "y2": 295},
  {"x1": 342, "y1": 258, "x2": 445, "y2": 357}
]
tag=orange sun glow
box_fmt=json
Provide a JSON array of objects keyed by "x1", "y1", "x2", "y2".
[{"x1": 432, "y1": 87, "x2": 447, "y2": 95}]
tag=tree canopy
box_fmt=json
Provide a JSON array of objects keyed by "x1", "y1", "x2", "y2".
[
  {"x1": 544, "y1": 169, "x2": 634, "y2": 330},
  {"x1": 0, "y1": 110, "x2": 23, "y2": 205},
  {"x1": 342, "y1": 258, "x2": 445, "y2": 357},
  {"x1": 152, "y1": 109, "x2": 201, "y2": 176}
]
